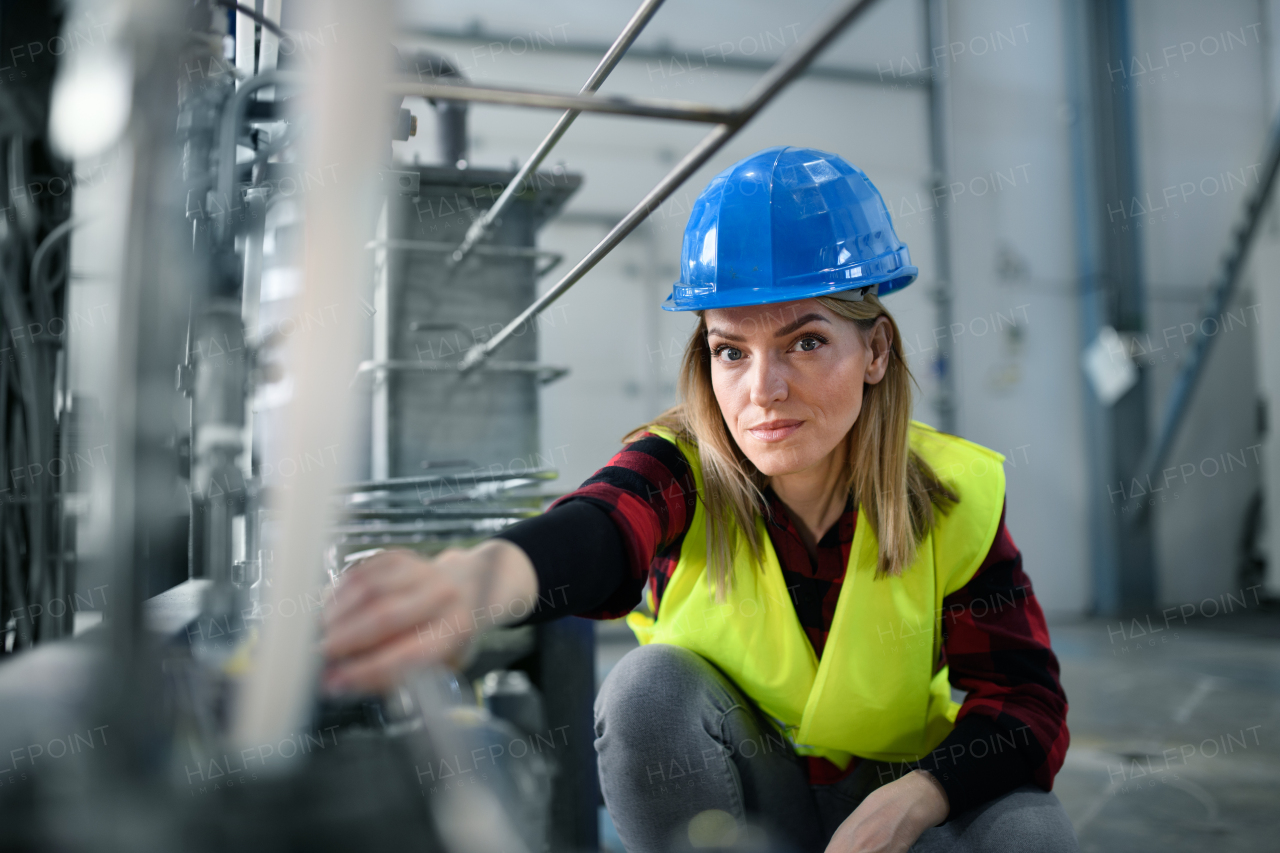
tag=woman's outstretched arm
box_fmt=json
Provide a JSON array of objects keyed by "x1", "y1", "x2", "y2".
[{"x1": 322, "y1": 432, "x2": 696, "y2": 692}]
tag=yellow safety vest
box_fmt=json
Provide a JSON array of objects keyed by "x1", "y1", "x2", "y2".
[{"x1": 626, "y1": 421, "x2": 1005, "y2": 768}]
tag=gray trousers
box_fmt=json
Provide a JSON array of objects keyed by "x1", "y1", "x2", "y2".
[{"x1": 594, "y1": 644, "x2": 1078, "y2": 853}]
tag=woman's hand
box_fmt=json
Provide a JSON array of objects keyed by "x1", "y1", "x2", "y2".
[
  {"x1": 321, "y1": 540, "x2": 538, "y2": 694},
  {"x1": 823, "y1": 770, "x2": 948, "y2": 853}
]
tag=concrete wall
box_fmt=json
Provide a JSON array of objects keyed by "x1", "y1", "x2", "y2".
[
  {"x1": 1127, "y1": 0, "x2": 1269, "y2": 606},
  {"x1": 1253, "y1": 0, "x2": 1280, "y2": 599},
  {"x1": 942, "y1": 0, "x2": 1089, "y2": 615}
]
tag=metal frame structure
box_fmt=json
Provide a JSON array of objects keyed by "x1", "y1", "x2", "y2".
[
  {"x1": 446, "y1": 0, "x2": 666, "y2": 269},
  {"x1": 393, "y1": 79, "x2": 738, "y2": 124},
  {"x1": 369, "y1": 237, "x2": 564, "y2": 278},
  {"x1": 412, "y1": 23, "x2": 930, "y2": 89},
  {"x1": 391, "y1": 0, "x2": 962, "y2": 434},
  {"x1": 399, "y1": 0, "x2": 958, "y2": 433}
]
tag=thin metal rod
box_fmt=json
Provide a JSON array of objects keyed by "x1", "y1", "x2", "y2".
[
  {"x1": 366, "y1": 237, "x2": 564, "y2": 276},
  {"x1": 460, "y1": 0, "x2": 882, "y2": 372},
  {"x1": 367, "y1": 237, "x2": 559, "y2": 260},
  {"x1": 392, "y1": 77, "x2": 734, "y2": 123},
  {"x1": 353, "y1": 358, "x2": 568, "y2": 384},
  {"x1": 1128, "y1": 109, "x2": 1280, "y2": 524},
  {"x1": 412, "y1": 24, "x2": 931, "y2": 89},
  {"x1": 332, "y1": 523, "x2": 528, "y2": 539},
  {"x1": 338, "y1": 469, "x2": 556, "y2": 494},
  {"x1": 215, "y1": 0, "x2": 288, "y2": 39},
  {"x1": 342, "y1": 507, "x2": 540, "y2": 519},
  {"x1": 448, "y1": 0, "x2": 666, "y2": 268}
]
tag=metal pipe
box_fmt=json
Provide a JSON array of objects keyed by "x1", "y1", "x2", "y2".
[
  {"x1": 352, "y1": 358, "x2": 569, "y2": 385},
  {"x1": 341, "y1": 508, "x2": 541, "y2": 519},
  {"x1": 104, "y1": 0, "x2": 202, "y2": 772},
  {"x1": 390, "y1": 77, "x2": 736, "y2": 124},
  {"x1": 331, "y1": 520, "x2": 533, "y2": 537},
  {"x1": 367, "y1": 237, "x2": 565, "y2": 277},
  {"x1": 368, "y1": 237, "x2": 559, "y2": 260},
  {"x1": 460, "y1": 0, "x2": 883, "y2": 372},
  {"x1": 258, "y1": 0, "x2": 284, "y2": 76},
  {"x1": 230, "y1": 0, "x2": 392, "y2": 752},
  {"x1": 339, "y1": 468, "x2": 555, "y2": 494},
  {"x1": 402, "y1": 51, "x2": 469, "y2": 165},
  {"x1": 410, "y1": 23, "x2": 929, "y2": 89},
  {"x1": 217, "y1": 0, "x2": 288, "y2": 40},
  {"x1": 256, "y1": 0, "x2": 284, "y2": 101},
  {"x1": 925, "y1": 0, "x2": 956, "y2": 433},
  {"x1": 234, "y1": 2, "x2": 256, "y2": 85},
  {"x1": 216, "y1": 69, "x2": 301, "y2": 242},
  {"x1": 447, "y1": 0, "x2": 666, "y2": 268}
]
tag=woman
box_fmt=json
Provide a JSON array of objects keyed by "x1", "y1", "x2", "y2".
[{"x1": 323, "y1": 147, "x2": 1076, "y2": 852}]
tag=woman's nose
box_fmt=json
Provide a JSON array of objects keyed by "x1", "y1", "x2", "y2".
[{"x1": 747, "y1": 353, "x2": 788, "y2": 408}]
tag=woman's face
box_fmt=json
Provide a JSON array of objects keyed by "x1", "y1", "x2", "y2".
[{"x1": 704, "y1": 298, "x2": 893, "y2": 478}]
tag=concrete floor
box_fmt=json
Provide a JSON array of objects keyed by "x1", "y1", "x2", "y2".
[
  {"x1": 1052, "y1": 612, "x2": 1280, "y2": 852},
  {"x1": 594, "y1": 610, "x2": 1280, "y2": 852}
]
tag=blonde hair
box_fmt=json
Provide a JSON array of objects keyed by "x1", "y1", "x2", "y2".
[{"x1": 630, "y1": 293, "x2": 957, "y2": 595}]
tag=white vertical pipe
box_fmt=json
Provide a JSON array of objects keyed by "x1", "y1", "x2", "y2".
[
  {"x1": 234, "y1": 5, "x2": 256, "y2": 86},
  {"x1": 231, "y1": 0, "x2": 392, "y2": 752},
  {"x1": 258, "y1": 0, "x2": 283, "y2": 73},
  {"x1": 371, "y1": 201, "x2": 390, "y2": 481},
  {"x1": 258, "y1": 0, "x2": 283, "y2": 101}
]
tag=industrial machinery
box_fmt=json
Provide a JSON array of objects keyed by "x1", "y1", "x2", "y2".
[{"x1": 0, "y1": 0, "x2": 880, "y2": 849}]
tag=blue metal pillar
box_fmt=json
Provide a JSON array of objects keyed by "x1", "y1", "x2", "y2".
[{"x1": 1065, "y1": 0, "x2": 1156, "y2": 614}]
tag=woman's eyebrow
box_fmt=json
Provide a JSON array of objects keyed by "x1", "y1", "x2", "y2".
[
  {"x1": 707, "y1": 313, "x2": 829, "y2": 341},
  {"x1": 774, "y1": 313, "x2": 829, "y2": 337}
]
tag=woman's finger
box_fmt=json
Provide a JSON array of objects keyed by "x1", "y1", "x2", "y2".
[
  {"x1": 322, "y1": 625, "x2": 425, "y2": 694},
  {"x1": 325, "y1": 550, "x2": 431, "y2": 625},
  {"x1": 323, "y1": 571, "x2": 459, "y2": 659},
  {"x1": 322, "y1": 613, "x2": 470, "y2": 694}
]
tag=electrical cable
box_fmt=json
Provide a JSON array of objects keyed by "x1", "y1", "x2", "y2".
[
  {"x1": 29, "y1": 217, "x2": 84, "y2": 298},
  {"x1": 0, "y1": 338, "x2": 8, "y2": 652},
  {"x1": 245, "y1": 125, "x2": 300, "y2": 175},
  {"x1": 1, "y1": 171, "x2": 56, "y2": 643},
  {"x1": 214, "y1": 0, "x2": 288, "y2": 40},
  {"x1": 4, "y1": 523, "x2": 32, "y2": 649}
]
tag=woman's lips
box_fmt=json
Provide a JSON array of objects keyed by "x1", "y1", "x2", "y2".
[{"x1": 746, "y1": 419, "x2": 803, "y2": 443}]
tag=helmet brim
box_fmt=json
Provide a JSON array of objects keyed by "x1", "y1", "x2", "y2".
[{"x1": 661, "y1": 268, "x2": 917, "y2": 312}]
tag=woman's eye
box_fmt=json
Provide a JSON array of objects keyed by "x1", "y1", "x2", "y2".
[
  {"x1": 714, "y1": 345, "x2": 743, "y2": 362},
  {"x1": 795, "y1": 336, "x2": 822, "y2": 352}
]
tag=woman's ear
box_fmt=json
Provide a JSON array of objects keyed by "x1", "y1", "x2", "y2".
[{"x1": 864, "y1": 316, "x2": 893, "y2": 385}]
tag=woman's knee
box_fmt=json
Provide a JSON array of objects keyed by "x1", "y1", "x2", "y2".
[
  {"x1": 937, "y1": 786, "x2": 1078, "y2": 853},
  {"x1": 594, "y1": 644, "x2": 719, "y2": 736}
]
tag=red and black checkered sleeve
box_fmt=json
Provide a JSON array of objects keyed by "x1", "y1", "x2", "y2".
[
  {"x1": 911, "y1": 502, "x2": 1070, "y2": 817},
  {"x1": 495, "y1": 431, "x2": 698, "y2": 622},
  {"x1": 545, "y1": 432, "x2": 698, "y2": 618}
]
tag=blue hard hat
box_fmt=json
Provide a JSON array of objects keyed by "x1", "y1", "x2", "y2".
[{"x1": 663, "y1": 146, "x2": 917, "y2": 311}]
